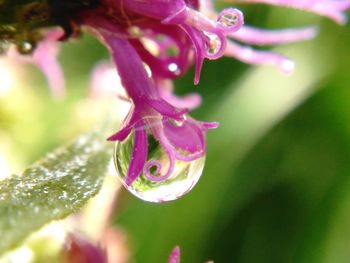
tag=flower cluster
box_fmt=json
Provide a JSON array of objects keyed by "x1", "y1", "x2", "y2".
[
  {"x1": 1, "y1": 0, "x2": 349, "y2": 200},
  {"x1": 78, "y1": 0, "x2": 243, "y2": 199}
]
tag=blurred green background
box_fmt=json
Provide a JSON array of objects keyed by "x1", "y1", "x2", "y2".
[{"x1": 1, "y1": 3, "x2": 350, "y2": 263}]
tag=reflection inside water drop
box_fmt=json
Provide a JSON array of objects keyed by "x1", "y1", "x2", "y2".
[
  {"x1": 217, "y1": 12, "x2": 238, "y2": 28},
  {"x1": 114, "y1": 116, "x2": 205, "y2": 203},
  {"x1": 203, "y1": 31, "x2": 222, "y2": 56}
]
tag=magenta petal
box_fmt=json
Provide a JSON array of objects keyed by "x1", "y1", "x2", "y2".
[
  {"x1": 181, "y1": 25, "x2": 205, "y2": 84},
  {"x1": 162, "y1": 92, "x2": 202, "y2": 110},
  {"x1": 143, "y1": 151, "x2": 176, "y2": 182},
  {"x1": 108, "y1": 108, "x2": 138, "y2": 141},
  {"x1": 147, "y1": 99, "x2": 188, "y2": 119},
  {"x1": 157, "y1": 79, "x2": 202, "y2": 110},
  {"x1": 163, "y1": 117, "x2": 205, "y2": 154},
  {"x1": 225, "y1": 40, "x2": 295, "y2": 74},
  {"x1": 100, "y1": 31, "x2": 158, "y2": 100},
  {"x1": 194, "y1": 54, "x2": 204, "y2": 85},
  {"x1": 231, "y1": 26, "x2": 318, "y2": 46},
  {"x1": 107, "y1": 126, "x2": 132, "y2": 141},
  {"x1": 125, "y1": 124, "x2": 148, "y2": 186},
  {"x1": 123, "y1": 0, "x2": 186, "y2": 20}
]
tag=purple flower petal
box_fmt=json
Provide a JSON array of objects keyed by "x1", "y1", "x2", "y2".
[
  {"x1": 147, "y1": 99, "x2": 188, "y2": 120},
  {"x1": 157, "y1": 79, "x2": 202, "y2": 110},
  {"x1": 163, "y1": 116, "x2": 205, "y2": 154},
  {"x1": 125, "y1": 121, "x2": 148, "y2": 186},
  {"x1": 225, "y1": 40, "x2": 295, "y2": 74},
  {"x1": 231, "y1": 26, "x2": 318, "y2": 46}
]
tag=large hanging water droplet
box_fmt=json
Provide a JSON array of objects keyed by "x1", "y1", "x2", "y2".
[
  {"x1": 114, "y1": 116, "x2": 205, "y2": 203},
  {"x1": 203, "y1": 31, "x2": 222, "y2": 57}
]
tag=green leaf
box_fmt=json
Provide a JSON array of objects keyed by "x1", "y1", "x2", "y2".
[{"x1": 0, "y1": 133, "x2": 112, "y2": 255}]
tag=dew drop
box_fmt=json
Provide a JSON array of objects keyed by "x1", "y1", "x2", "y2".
[
  {"x1": 17, "y1": 40, "x2": 35, "y2": 55},
  {"x1": 203, "y1": 31, "x2": 222, "y2": 57},
  {"x1": 167, "y1": 114, "x2": 187, "y2": 127},
  {"x1": 216, "y1": 8, "x2": 243, "y2": 33},
  {"x1": 218, "y1": 12, "x2": 238, "y2": 28},
  {"x1": 114, "y1": 116, "x2": 205, "y2": 203},
  {"x1": 168, "y1": 63, "x2": 181, "y2": 75}
]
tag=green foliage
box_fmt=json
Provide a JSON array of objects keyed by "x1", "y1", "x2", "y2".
[{"x1": 0, "y1": 133, "x2": 111, "y2": 255}]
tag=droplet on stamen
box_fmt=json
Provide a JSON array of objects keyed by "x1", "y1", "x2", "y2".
[
  {"x1": 114, "y1": 116, "x2": 205, "y2": 203},
  {"x1": 203, "y1": 31, "x2": 222, "y2": 56},
  {"x1": 218, "y1": 13, "x2": 238, "y2": 28},
  {"x1": 216, "y1": 8, "x2": 244, "y2": 33}
]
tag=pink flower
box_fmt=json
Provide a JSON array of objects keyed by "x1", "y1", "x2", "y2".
[
  {"x1": 99, "y1": 32, "x2": 218, "y2": 186},
  {"x1": 3, "y1": 0, "x2": 349, "y2": 195},
  {"x1": 78, "y1": 0, "x2": 244, "y2": 186},
  {"x1": 75, "y1": 0, "x2": 348, "y2": 188}
]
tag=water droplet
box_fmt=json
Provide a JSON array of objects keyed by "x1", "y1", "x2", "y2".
[
  {"x1": 168, "y1": 63, "x2": 181, "y2": 75},
  {"x1": 218, "y1": 12, "x2": 238, "y2": 28},
  {"x1": 216, "y1": 8, "x2": 243, "y2": 33},
  {"x1": 17, "y1": 41, "x2": 35, "y2": 55},
  {"x1": 203, "y1": 31, "x2": 222, "y2": 57},
  {"x1": 167, "y1": 114, "x2": 187, "y2": 127},
  {"x1": 114, "y1": 116, "x2": 205, "y2": 203}
]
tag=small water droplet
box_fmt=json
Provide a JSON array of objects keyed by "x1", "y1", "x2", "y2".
[
  {"x1": 216, "y1": 8, "x2": 243, "y2": 33},
  {"x1": 218, "y1": 12, "x2": 238, "y2": 28},
  {"x1": 203, "y1": 31, "x2": 222, "y2": 56},
  {"x1": 114, "y1": 116, "x2": 205, "y2": 203},
  {"x1": 168, "y1": 63, "x2": 181, "y2": 75},
  {"x1": 167, "y1": 114, "x2": 187, "y2": 127},
  {"x1": 17, "y1": 40, "x2": 35, "y2": 55}
]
